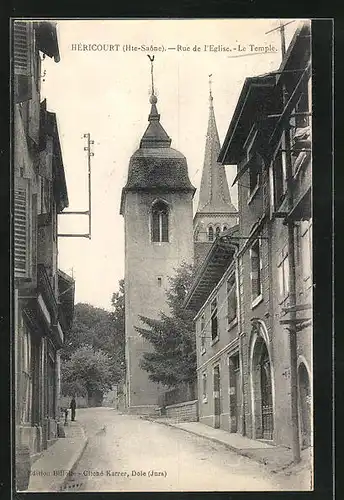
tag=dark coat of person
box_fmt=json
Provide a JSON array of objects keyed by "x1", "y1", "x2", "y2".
[{"x1": 70, "y1": 397, "x2": 76, "y2": 421}]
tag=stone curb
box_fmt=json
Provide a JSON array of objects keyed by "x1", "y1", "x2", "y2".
[
  {"x1": 142, "y1": 417, "x2": 295, "y2": 474},
  {"x1": 60, "y1": 425, "x2": 89, "y2": 491}
]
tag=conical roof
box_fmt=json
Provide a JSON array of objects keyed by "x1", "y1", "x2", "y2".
[{"x1": 197, "y1": 94, "x2": 237, "y2": 214}]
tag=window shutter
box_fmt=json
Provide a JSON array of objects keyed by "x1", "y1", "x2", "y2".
[
  {"x1": 13, "y1": 21, "x2": 33, "y2": 103},
  {"x1": 262, "y1": 168, "x2": 269, "y2": 213},
  {"x1": 13, "y1": 22, "x2": 31, "y2": 76},
  {"x1": 14, "y1": 179, "x2": 30, "y2": 279}
]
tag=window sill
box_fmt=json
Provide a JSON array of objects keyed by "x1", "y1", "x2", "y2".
[
  {"x1": 211, "y1": 336, "x2": 219, "y2": 346},
  {"x1": 151, "y1": 241, "x2": 169, "y2": 245},
  {"x1": 247, "y1": 184, "x2": 260, "y2": 205},
  {"x1": 251, "y1": 294, "x2": 263, "y2": 309},
  {"x1": 227, "y1": 317, "x2": 238, "y2": 332}
]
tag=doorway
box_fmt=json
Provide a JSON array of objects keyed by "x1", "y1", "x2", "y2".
[
  {"x1": 298, "y1": 362, "x2": 311, "y2": 449},
  {"x1": 260, "y1": 345, "x2": 273, "y2": 440},
  {"x1": 213, "y1": 365, "x2": 221, "y2": 429},
  {"x1": 229, "y1": 354, "x2": 241, "y2": 433}
]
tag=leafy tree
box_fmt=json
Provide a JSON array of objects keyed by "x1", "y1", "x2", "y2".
[
  {"x1": 60, "y1": 280, "x2": 126, "y2": 401},
  {"x1": 135, "y1": 262, "x2": 196, "y2": 388},
  {"x1": 61, "y1": 346, "x2": 113, "y2": 404}
]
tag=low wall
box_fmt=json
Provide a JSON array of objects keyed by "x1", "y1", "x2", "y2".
[
  {"x1": 165, "y1": 400, "x2": 198, "y2": 422},
  {"x1": 59, "y1": 396, "x2": 88, "y2": 409}
]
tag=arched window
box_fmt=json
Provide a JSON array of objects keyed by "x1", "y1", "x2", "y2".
[
  {"x1": 223, "y1": 225, "x2": 228, "y2": 232},
  {"x1": 215, "y1": 226, "x2": 221, "y2": 237},
  {"x1": 208, "y1": 226, "x2": 214, "y2": 241},
  {"x1": 152, "y1": 200, "x2": 169, "y2": 242}
]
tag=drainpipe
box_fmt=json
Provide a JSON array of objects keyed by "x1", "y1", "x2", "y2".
[{"x1": 282, "y1": 85, "x2": 301, "y2": 463}]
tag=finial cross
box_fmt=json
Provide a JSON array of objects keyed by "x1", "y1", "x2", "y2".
[{"x1": 208, "y1": 73, "x2": 213, "y2": 100}]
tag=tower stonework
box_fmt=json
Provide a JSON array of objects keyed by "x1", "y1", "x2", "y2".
[
  {"x1": 120, "y1": 92, "x2": 195, "y2": 414},
  {"x1": 194, "y1": 91, "x2": 238, "y2": 266}
]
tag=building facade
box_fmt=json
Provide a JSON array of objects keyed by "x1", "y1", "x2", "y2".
[
  {"x1": 185, "y1": 22, "x2": 312, "y2": 454},
  {"x1": 13, "y1": 21, "x2": 75, "y2": 476},
  {"x1": 185, "y1": 227, "x2": 242, "y2": 433},
  {"x1": 218, "y1": 22, "x2": 312, "y2": 449},
  {"x1": 120, "y1": 89, "x2": 195, "y2": 414}
]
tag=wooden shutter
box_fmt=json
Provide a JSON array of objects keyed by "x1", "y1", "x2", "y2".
[
  {"x1": 13, "y1": 21, "x2": 32, "y2": 102},
  {"x1": 13, "y1": 22, "x2": 30, "y2": 75},
  {"x1": 14, "y1": 178, "x2": 31, "y2": 279}
]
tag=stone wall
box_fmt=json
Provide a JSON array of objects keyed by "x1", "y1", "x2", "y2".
[{"x1": 165, "y1": 400, "x2": 198, "y2": 422}]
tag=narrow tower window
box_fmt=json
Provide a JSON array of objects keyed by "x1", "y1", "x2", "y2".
[
  {"x1": 215, "y1": 226, "x2": 221, "y2": 237},
  {"x1": 152, "y1": 200, "x2": 169, "y2": 242},
  {"x1": 208, "y1": 226, "x2": 214, "y2": 241}
]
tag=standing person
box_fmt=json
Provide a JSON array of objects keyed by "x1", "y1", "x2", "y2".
[{"x1": 70, "y1": 396, "x2": 76, "y2": 421}]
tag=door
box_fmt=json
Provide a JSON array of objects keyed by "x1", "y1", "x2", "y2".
[
  {"x1": 213, "y1": 365, "x2": 221, "y2": 428},
  {"x1": 229, "y1": 354, "x2": 240, "y2": 433},
  {"x1": 260, "y1": 348, "x2": 273, "y2": 440},
  {"x1": 298, "y1": 363, "x2": 311, "y2": 449}
]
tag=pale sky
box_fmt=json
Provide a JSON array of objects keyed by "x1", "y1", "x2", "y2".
[{"x1": 40, "y1": 19, "x2": 302, "y2": 310}]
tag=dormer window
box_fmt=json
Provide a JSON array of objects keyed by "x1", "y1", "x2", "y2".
[{"x1": 152, "y1": 200, "x2": 169, "y2": 242}]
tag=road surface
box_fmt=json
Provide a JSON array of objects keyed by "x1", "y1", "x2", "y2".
[{"x1": 63, "y1": 407, "x2": 305, "y2": 492}]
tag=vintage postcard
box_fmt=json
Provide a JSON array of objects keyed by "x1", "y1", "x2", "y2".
[{"x1": 13, "y1": 18, "x2": 314, "y2": 492}]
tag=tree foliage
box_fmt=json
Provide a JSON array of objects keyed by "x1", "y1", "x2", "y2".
[
  {"x1": 61, "y1": 346, "x2": 113, "y2": 401},
  {"x1": 60, "y1": 280, "x2": 126, "y2": 397},
  {"x1": 135, "y1": 262, "x2": 196, "y2": 388}
]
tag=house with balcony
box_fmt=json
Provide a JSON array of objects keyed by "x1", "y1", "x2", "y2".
[
  {"x1": 217, "y1": 22, "x2": 312, "y2": 452},
  {"x1": 184, "y1": 226, "x2": 242, "y2": 433},
  {"x1": 13, "y1": 20, "x2": 75, "y2": 476}
]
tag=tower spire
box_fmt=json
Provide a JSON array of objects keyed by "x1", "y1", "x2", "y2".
[
  {"x1": 196, "y1": 81, "x2": 236, "y2": 214},
  {"x1": 139, "y1": 55, "x2": 171, "y2": 148}
]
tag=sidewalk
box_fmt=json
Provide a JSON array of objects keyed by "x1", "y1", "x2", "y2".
[
  {"x1": 144, "y1": 417, "x2": 312, "y2": 475},
  {"x1": 24, "y1": 420, "x2": 88, "y2": 492}
]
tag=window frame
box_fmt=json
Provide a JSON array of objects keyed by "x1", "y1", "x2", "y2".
[
  {"x1": 202, "y1": 372, "x2": 208, "y2": 403},
  {"x1": 208, "y1": 225, "x2": 214, "y2": 242},
  {"x1": 200, "y1": 314, "x2": 206, "y2": 355},
  {"x1": 300, "y1": 219, "x2": 312, "y2": 284},
  {"x1": 277, "y1": 245, "x2": 290, "y2": 304},
  {"x1": 227, "y1": 273, "x2": 237, "y2": 328},
  {"x1": 250, "y1": 238, "x2": 263, "y2": 308},
  {"x1": 211, "y1": 297, "x2": 219, "y2": 343},
  {"x1": 151, "y1": 200, "x2": 169, "y2": 243}
]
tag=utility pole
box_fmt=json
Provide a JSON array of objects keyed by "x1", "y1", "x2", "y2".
[
  {"x1": 281, "y1": 46, "x2": 301, "y2": 464},
  {"x1": 58, "y1": 133, "x2": 94, "y2": 239},
  {"x1": 266, "y1": 20, "x2": 294, "y2": 62}
]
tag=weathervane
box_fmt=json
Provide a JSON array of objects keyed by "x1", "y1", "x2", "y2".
[
  {"x1": 147, "y1": 55, "x2": 155, "y2": 97},
  {"x1": 208, "y1": 73, "x2": 213, "y2": 102}
]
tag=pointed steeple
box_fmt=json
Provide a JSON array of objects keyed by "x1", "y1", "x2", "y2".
[
  {"x1": 197, "y1": 81, "x2": 236, "y2": 214},
  {"x1": 140, "y1": 56, "x2": 171, "y2": 148}
]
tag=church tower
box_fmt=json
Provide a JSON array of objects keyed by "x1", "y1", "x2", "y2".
[
  {"x1": 194, "y1": 80, "x2": 238, "y2": 266},
  {"x1": 120, "y1": 60, "x2": 195, "y2": 414}
]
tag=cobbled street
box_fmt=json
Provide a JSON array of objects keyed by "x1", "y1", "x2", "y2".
[{"x1": 63, "y1": 407, "x2": 305, "y2": 492}]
